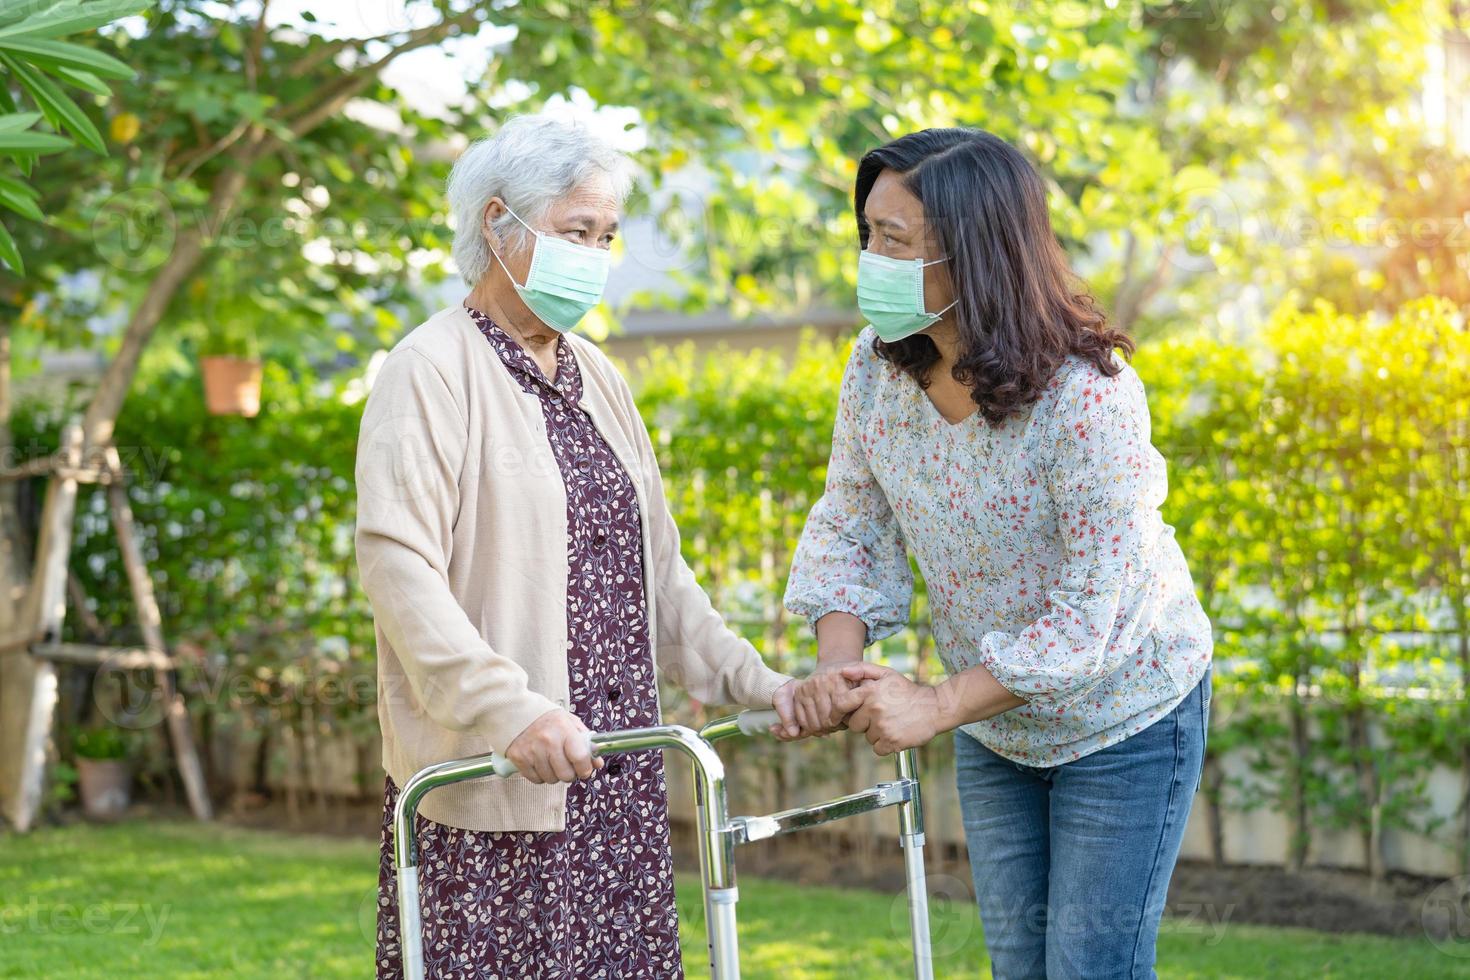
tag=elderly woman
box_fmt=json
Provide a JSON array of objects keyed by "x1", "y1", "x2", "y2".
[{"x1": 355, "y1": 114, "x2": 798, "y2": 979}]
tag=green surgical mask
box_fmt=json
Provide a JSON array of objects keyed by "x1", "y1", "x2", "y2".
[
  {"x1": 491, "y1": 204, "x2": 611, "y2": 333},
  {"x1": 857, "y1": 249, "x2": 955, "y2": 342}
]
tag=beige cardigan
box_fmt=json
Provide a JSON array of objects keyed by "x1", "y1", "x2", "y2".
[{"x1": 355, "y1": 305, "x2": 790, "y2": 831}]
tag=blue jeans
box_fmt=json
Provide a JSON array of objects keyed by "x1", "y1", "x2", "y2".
[{"x1": 956, "y1": 669, "x2": 1210, "y2": 979}]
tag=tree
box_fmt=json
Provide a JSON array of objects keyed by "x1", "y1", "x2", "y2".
[
  {"x1": 510, "y1": 1, "x2": 1440, "y2": 335},
  {"x1": 0, "y1": 0, "x2": 150, "y2": 829},
  {"x1": 517, "y1": 0, "x2": 1170, "y2": 324},
  {"x1": 0, "y1": 0, "x2": 495, "y2": 826}
]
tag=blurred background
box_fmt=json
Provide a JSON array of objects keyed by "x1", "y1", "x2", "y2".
[{"x1": 0, "y1": 1, "x2": 1468, "y2": 976}]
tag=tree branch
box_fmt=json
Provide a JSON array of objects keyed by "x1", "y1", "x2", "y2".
[
  {"x1": 1112, "y1": 231, "x2": 1174, "y2": 332},
  {"x1": 284, "y1": 28, "x2": 413, "y2": 80},
  {"x1": 245, "y1": 0, "x2": 271, "y2": 91},
  {"x1": 278, "y1": 9, "x2": 482, "y2": 141},
  {"x1": 78, "y1": 6, "x2": 489, "y2": 448},
  {"x1": 174, "y1": 117, "x2": 253, "y2": 181}
]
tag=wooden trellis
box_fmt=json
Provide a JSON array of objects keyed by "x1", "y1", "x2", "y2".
[{"x1": 0, "y1": 420, "x2": 210, "y2": 831}]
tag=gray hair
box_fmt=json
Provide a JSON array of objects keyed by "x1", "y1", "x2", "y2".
[{"x1": 447, "y1": 114, "x2": 635, "y2": 285}]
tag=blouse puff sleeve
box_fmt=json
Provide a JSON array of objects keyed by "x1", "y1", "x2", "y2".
[
  {"x1": 978, "y1": 362, "x2": 1171, "y2": 714},
  {"x1": 784, "y1": 334, "x2": 914, "y2": 643}
]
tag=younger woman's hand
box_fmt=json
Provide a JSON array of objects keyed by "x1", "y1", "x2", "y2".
[{"x1": 839, "y1": 662, "x2": 941, "y2": 755}]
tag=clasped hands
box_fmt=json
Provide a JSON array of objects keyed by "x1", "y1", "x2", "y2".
[
  {"x1": 769, "y1": 661, "x2": 941, "y2": 755},
  {"x1": 508, "y1": 663, "x2": 941, "y2": 784}
]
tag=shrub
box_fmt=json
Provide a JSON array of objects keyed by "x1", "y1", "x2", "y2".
[{"x1": 12, "y1": 299, "x2": 1467, "y2": 872}]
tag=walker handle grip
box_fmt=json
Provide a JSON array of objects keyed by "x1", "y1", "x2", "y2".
[
  {"x1": 487, "y1": 733, "x2": 598, "y2": 777},
  {"x1": 737, "y1": 708, "x2": 782, "y2": 736}
]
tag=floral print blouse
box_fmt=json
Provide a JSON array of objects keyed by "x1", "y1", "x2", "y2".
[{"x1": 786, "y1": 328, "x2": 1213, "y2": 765}]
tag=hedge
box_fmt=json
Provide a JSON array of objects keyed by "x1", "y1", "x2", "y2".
[{"x1": 12, "y1": 297, "x2": 1468, "y2": 872}]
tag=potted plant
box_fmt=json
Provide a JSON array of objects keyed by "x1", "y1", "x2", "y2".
[
  {"x1": 73, "y1": 726, "x2": 133, "y2": 820},
  {"x1": 199, "y1": 329, "x2": 263, "y2": 417}
]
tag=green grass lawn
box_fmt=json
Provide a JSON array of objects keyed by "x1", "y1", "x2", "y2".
[{"x1": 0, "y1": 820, "x2": 1463, "y2": 978}]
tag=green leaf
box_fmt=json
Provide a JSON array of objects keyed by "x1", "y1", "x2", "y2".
[
  {"x1": 218, "y1": 22, "x2": 242, "y2": 55},
  {"x1": 0, "y1": 129, "x2": 70, "y2": 153},
  {"x1": 0, "y1": 0, "x2": 150, "y2": 42},
  {"x1": 0, "y1": 111, "x2": 41, "y2": 132},
  {"x1": 0, "y1": 174, "x2": 42, "y2": 220},
  {"x1": 1172, "y1": 164, "x2": 1223, "y2": 195},
  {"x1": 2, "y1": 53, "x2": 105, "y2": 153},
  {"x1": 0, "y1": 171, "x2": 38, "y2": 200},
  {"x1": 0, "y1": 217, "x2": 22, "y2": 273},
  {"x1": 0, "y1": 37, "x2": 135, "y2": 79},
  {"x1": 48, "y1": 64, "x2": 109, "y2": 96}
]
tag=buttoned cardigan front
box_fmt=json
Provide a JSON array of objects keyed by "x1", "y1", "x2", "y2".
[{"x1": 355, "y1": 305, "x2": 789, "y2": 832}]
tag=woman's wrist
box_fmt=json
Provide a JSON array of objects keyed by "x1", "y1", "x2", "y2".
[
  {"x1": 932, "y1": 677, "x2": 965, "y2": 731},
  {"x1": 934, "y1": 666, "x2": 1027, "y2": 730},
  {"x1": 813, "y1": 610, "x2": 868, "y2": 669},
  {"x1": 813, "y1": 649, "x2": 863, "y2": 671}
]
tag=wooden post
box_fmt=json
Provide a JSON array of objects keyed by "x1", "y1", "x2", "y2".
[
  {"x1": 105, "y1": 446, "x2": 212, "y2": 820},
  {"x1": 1, "y1": 431, "x2": 215, "y2": 830},
  {"x1": 3, "y1": 424, "x2": 82, "y2": 831}
]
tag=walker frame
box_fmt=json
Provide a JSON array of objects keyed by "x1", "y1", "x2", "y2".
[{"x1": 391, "y1": 709, "x2": 934, "y2": 979}]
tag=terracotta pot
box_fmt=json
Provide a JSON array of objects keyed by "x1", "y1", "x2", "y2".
[
  {"x1": 200, "y1": 356, "x2": 263, "y2": 417},
  {"x1": 76, "y1": 758, "x2": 132, "y2": 820}
]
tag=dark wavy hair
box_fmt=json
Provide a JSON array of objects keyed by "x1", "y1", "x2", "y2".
[{"x1": 857, "y1": 128, "x2": 1132, "y2": 425}]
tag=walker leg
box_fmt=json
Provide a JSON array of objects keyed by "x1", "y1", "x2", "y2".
[
  {"x1": 396, "y1": 863, "x2": 425, "y2": 980},
  {"x1": 707, "y1": 885, "x2": 741, "y2": 979},
  {"x1": 897, "y1": 749, "x2": 933, "y2": 980},
  {"x1": 693, "y1": 763, "x2": 718, "y2": 976},
  {"x1": 693, "y1": 760, "x2": 741, "y2": 978}
]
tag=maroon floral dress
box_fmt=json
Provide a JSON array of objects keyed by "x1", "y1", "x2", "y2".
[{"x1": 375, "y1": 308, "x2": 681, "y2": 979}]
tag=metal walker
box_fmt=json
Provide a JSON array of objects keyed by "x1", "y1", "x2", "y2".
[{"x1": 392, "y1": 709, "x2": 934, "y2": 979}]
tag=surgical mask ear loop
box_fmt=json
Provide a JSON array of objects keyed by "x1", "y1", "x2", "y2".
[
  {"x1": 920, "y1": 255, "x2": 957, "y2": 321},
  {"x1": 487, "y1": 203, "x2": 535, "y2": 288}
]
